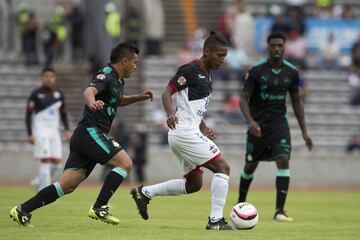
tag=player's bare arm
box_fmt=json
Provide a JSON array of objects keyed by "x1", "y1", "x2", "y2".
[
  {"x1": 290, "y1": 91, "x2": 314, "y2": 151},
  {"x1": 200, "y1": 120, "x2": 216, "y2": 140},
  {"x1": 162, "y1": 85, "x2": 178, "y2": 130},
  {"x1": 240, "y1": 91, "x2": 261, "y2": 137},
  {"x1": 83, "y1": 87, "x2": 104, "y2": 110},
  {"x1": 118, "y1": 90, "x2": 154, "y2": 106}
]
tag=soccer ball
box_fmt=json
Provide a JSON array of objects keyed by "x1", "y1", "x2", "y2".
[{"x1": 230, "y1": 202, "x2": 259, "y2": 230}]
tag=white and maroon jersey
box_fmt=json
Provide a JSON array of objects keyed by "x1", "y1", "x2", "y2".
[
  {"x1": 26, "y1": 87, "x2": 69, "y2": 136},
  {"x1": 167, "y1": 59, "x2": 212, "y2": 134}
]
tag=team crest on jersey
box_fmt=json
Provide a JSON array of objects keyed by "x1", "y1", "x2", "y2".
[
  {"x1": 96, "y1": 74, "x2": 106, "y2": 80},
  {"x1": 177, "y1": 76, "x2": 186, "y2": 86},
  {"x1": 53, "y1": 91, "x2": 60, "y2": 99}
]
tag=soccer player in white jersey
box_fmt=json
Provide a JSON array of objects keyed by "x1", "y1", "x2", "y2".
[
  {"x1": 26, "y1": 68, "x2": 72, "y2": 191},
  {"x1": 131, "y1": 31, "x2": 234, "y2": 230}
]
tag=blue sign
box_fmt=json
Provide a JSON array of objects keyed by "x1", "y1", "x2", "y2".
[{"x1": 254, "y1": 17, "x2": 360, "y2": 53}]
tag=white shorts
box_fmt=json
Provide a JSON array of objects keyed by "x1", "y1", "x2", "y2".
[
  {"x1": 168, "y1": 131, "x2": 221, "y2": 177},
  {"x1": 34, "y1": 132, "x2": 62, "y2": 161}
]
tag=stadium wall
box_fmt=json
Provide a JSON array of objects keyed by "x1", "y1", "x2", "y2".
[{"x1": 0, "y1": 148, "x2": 359, "y2": 189}]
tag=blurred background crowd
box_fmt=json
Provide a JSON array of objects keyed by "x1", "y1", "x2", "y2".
[{"x1": 0, "y1": 0, "x2": 359, "y2": 184}]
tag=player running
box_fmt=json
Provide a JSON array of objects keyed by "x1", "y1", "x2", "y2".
[
  {"x1": 10, "y1": 41, "x2": 154, "y2": 227},
  {"x1": 237, "y1": 32, "x2": 313, "y2": 222},
  {"x1": 131, "y1": 31, "x2": 234, "y2": 230}
]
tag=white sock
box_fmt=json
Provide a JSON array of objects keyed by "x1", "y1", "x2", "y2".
[
  {"x1": 38, "y1": 163, "x2": 52, "y2": 191},
  {"x1": 210, "y1": 173, "x2": 229, "y2": 223},
  {"x1": 142, "y1": 179, "x2": 186, "y2": 198}
]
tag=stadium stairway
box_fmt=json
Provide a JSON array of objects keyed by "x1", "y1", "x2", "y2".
[
  {"x1": 142, "y1": 56, "x2": 360, "y2": 155},
  {"x1": 162, "y1": 0, "x2": 222, "y2": 55},
  {"x1": 0, "y1": 52, "x2": 42, "y2": 149}
]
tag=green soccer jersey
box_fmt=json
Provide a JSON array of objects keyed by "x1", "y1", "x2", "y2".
[{"x1": 242, "y1": 59, "x2": 299, "y2": 127}]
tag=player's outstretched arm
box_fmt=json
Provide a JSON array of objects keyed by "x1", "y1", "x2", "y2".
[
  {"x1": 290, "y1": 92, "x2": 313, "y2": 151},
  {"x1": 118, "y1": 90, "x2": 154, "y2": 106},
  {"x1": 83, "y1": 87, "x2": 104, "y2": 111},
  {"x1": 240, "y1": 91, "x2": 261, "y2": 137}
]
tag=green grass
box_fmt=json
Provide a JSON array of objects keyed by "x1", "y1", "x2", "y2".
[{"x1": 1, "y1": 186, "x2": 360, "y2": 240}]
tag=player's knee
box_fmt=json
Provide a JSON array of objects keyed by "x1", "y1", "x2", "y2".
[
  {"x1": 59, "y1": 181, "x2": 79, "y2": 194},
  {"x1": 217, "y1": 159, "x2": 230, "y2": 175},
  {"x1": 276, "y1": 156, "x2": 289, "y2": 168},
  {"x1": 185, "y1": 182, "x2": 202, "y2": 193},
  {"x1": 113, "y1": 158, "x2": 133, "y2": 173}
]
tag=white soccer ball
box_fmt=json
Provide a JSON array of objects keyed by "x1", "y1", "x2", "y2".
[{"x1": 230, "y1": 202, "x2": 259, "y2": 230}]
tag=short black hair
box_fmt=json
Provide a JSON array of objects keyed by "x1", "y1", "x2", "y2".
[
  {"x1": 203, "y1": 31, "x2": 228, "y2": 50},
  {"x1": 267, "y1": 32, "x2": 286, "y2": 43},
  {"x1": 42, "y1": 67, "x2": 56, "y2": 74},
  {"x1": 110, "y1": 41, "x2": 139, "y2": 63}
]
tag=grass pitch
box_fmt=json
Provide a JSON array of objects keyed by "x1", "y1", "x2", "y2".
[{"x1": 1, "y1": 186, "x2": 360, "y2": 240}]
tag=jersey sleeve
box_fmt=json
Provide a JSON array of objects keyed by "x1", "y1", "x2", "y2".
[
  {"x1": 88, "y1": 73, "x2": 109, "y2": 93},
  {"x1": 59, "y1": 91, "x2": 70, "y2": 130},
  {"x1": 289, "y1": 70, "x2": 300, "y2": 94},
  {"x1": 242, "y1": 68, "x2": 257, "y2": 94},
  {"x1": 168, "y1": 66, "x2": 192, "y2": 92},
  {"x1": 25, "y1": 90, "x2": 36, "y2": 135}
]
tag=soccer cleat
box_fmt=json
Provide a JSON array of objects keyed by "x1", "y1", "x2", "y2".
[
  {"x1": 9, "y1": 206, "x2": 32, "y2": 227},
  {"x1": 130, "y1": 186, "x2": 150, "y2": 220},
  {"x1": 88, "y1": 205, "x2": 120, "y2": 225},
  {"x1": 206, "y1": 217, "x2": 235, "y2": 230},
  {"x1": 274, "y1": 210, "x2": 294, "y2": 222}
]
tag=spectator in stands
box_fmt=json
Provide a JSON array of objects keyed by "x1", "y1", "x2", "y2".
[
  {"x1": 217, "y1": 3, "x2": 236, "y2": 44},
  {"x1": 346, "y1": 135, "x2": 360, "y2": 154},
  {"x1": 104, "y1": 2, "x2": 121, "y2": 45},
  {"x1": 68, "y1": 5, "x2": 84, "y2": 61},
  {"x1": 341, "y1": 4, "x2": 354, "y2": 20},
  {"x1": 17, "y1": 3, "x2": 30, "y2": 59},
  {"x1": 40, "y1": 23, "x2": 57, "y2": 68},
  {"x1": 313, "y1": 0, "x2": 334, "y2": 19},
  {"x1": 319, "y1": 32, "x2": 340, "y2": 70},
  {"x1": 284, "y1": 30, "x2": 307, "y2": 69},
  {"x1": 125, "y1": 3, "x2": 141, "y2": 46},
  {"x1": 287, "y1": 5, "x2": 306, "y2": 36},
  {"x1": 50, "y1": 6, "x2": 67, "y2": 61},
  {"x1": 143, "y1": 0, "x2": 164, "y2": 56},
  {"x1": 270, "y1": 13, "x2": 291, "y2": 35},
  {"x1": 220, "y1": 91, "x2": 246, "y2": 125},
  {"x1": 23, "y1": 11, "x2": 39, "y2": 66},
  {"x1": 232, "y1": 0, "x2": 255, "y2": 57},
  {"x1": 348, "y1": 37, "x2": 360, "y2": 106}
]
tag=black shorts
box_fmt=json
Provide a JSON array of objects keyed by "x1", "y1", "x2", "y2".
[
  {"x1": 64, "y1": 126, "x2": 123, "y2": 177},
  {"x1": 245, "y1": 123, "x2": 291, "y2": 163}
]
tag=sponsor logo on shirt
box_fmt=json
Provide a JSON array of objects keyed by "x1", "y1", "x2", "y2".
[{"x1": 37, "y1": 93, "x2": 45, "y2": 99}]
